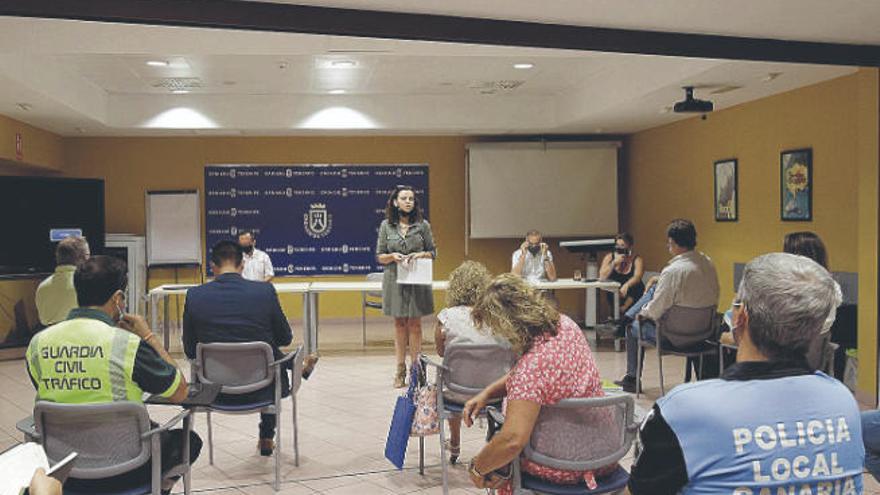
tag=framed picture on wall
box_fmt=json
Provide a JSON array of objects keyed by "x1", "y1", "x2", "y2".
[
  {"x1": 780, "y1": 148, "x2": 812, "y2": 221},
  {"x1": 714, "y1": 158, "x2": 738, "y2": 221}
]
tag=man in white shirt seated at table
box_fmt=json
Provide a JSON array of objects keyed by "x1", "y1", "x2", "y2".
[
  {"x1": 238, "y1": 230, "x2": 275, "y2": 282},
  {"x1": 511, "y1": 229, "x2": 557, "y2": 283},
  {"x1": 615, "y1": 218, "x2": 719, "y2": 393}
]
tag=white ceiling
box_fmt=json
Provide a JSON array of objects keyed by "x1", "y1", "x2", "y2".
[
  {"x1": 268, "y1": 0, "x2": 880, "y2": 44},
  {"x1": 0, "y1": 8, "x2": 866, "y2": 137}
]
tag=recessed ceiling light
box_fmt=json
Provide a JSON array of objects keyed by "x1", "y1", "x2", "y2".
[
  {"x1": 146, "y1": 107, "x2": 217, "y2": 129},
  {"x1": 328, "y1": 89, "x2": 346, "y2": 94},
  {"x1": 172, "y1": 89, "x2": 190, "y2": 94},
  {"x1": 298, "y1": 106, "x2": 376, "y2": 130},
  {"x1": 513, "y1": 63, "x2": 534, "y2": 69},
  {"x1": 330, "y1": 60, "x2": 357, "y2": 68},
  {"x1": 146, "y1": 60, "x2": 170, "y2": 67}
]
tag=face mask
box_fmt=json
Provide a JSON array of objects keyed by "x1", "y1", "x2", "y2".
[
  {"x1": 528, "y1": 245, "x2": 541, "y2": 255},
  {"x1": 243, "y1": 245, "x2": 254, "y2": 254}
]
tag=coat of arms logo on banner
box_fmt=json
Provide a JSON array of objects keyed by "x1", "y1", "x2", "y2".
[{"x1": 304, "y1": 203, "x2": 333, "y2": 238}]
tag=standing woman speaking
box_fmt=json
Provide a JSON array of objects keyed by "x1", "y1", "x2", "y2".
[{"x1": 376, "y1": 185, "x2": 436, "y2": 388}]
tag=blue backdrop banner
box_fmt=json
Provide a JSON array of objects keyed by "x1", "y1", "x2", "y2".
[{"x1": 205, "y1": 164, "x2": 429, "y2": 276}]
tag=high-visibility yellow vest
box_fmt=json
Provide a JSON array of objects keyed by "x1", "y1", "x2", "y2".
[{"x1": 27, "y1": 311, "x2": 143, "y2": 404}]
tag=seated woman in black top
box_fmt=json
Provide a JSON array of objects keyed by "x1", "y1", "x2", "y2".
[{"x1": 599, "y1": 233, "x2": 645, "y2": 318}]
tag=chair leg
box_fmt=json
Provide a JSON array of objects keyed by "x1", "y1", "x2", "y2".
[
  {"x1": 698, "y1": 354, "x2": 705, "y2": 380},
  {"x1": 684, "y1": 357, "x2": 693, "y2": 383},
  {"x1": 419, "y1": 436, "x2": 425, "y2": 476},
  {"x1": 183, "y1": 414, "x2": 192, "y2": 495},
  {"x1": 292, "y1": 397, "x2": 299, "y2": 467},
  {"x1": 361, "y1": 293, "x2": 367, "y2": 347},
  {"x1": 151, "y1": 435, "x2": 162, "y2": 495},
  {"x1": 275, "y1": 409, "x2": 282, "y2": 492},
  {"x1": 635, "y1": 345, "x2": 642, "y2": 398},
  {"x1": 439, "y1": 414, "x2": 449, "y2": 495},
  {"x1": 658, "y1": 348, "x2": 665, "y2": 396},
  {"x1": 207, "y1": 411, "x2": 214, "y2": 466}
]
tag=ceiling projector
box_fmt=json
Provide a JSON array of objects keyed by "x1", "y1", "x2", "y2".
[{"x1": 673, "y1": 86, "x2": 714, "y2": 113}]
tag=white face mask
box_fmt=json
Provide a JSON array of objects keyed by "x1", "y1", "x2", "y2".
[{"x1": 114, "y1": 293, "x2": 125, "y2": 322}]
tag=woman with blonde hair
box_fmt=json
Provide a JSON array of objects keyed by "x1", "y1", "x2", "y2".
[
  {"x1": 462, "y1": 274, "x2": 613, "y2": 493},
  {"x1": 433, "y1": 260, "x2": 508, "y2": 463}
]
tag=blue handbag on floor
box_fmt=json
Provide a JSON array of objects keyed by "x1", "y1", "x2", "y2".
[{"x1": 384, "y1": 364, "x2": 419, "y2": 469}]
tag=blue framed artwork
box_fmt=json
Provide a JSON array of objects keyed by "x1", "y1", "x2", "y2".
[{"x1": 781, "y1": 148, "x2": 812, "y2": 221}]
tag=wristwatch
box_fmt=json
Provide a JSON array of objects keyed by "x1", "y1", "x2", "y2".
[{"x1": 468, "y1": 459, "x2": 485, "y2": 480}]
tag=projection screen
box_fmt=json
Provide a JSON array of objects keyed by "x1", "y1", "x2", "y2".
[{"x1": 467, "y1": 142, "x2": 619, "y2": 238}]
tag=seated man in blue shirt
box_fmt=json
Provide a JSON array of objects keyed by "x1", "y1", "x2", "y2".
[
  {"x1": 627, "y1": 253, "x2": 863, "y2": 495},
  {"x1": 183, "y1": 240, "x2": 293, "y2": 456}
]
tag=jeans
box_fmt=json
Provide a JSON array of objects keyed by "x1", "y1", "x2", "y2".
[
  {"x1": 626, "y1": 318, "x2": 656, "y2": 378},
  {"x1": 862, "y1": 410, "x2": 880, "y2": 481},
  {"x1": 625, "y1": 284, "x2": 656, "y2": 320}
]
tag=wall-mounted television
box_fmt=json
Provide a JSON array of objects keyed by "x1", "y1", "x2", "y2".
[{"x1": 0, "y1": 177, "x2": 105, "y2": 276}]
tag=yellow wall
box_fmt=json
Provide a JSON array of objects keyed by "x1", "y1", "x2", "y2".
[
  {"x1": 627, "y1": 69, "x2": 879, "y2": 397},
  {"x1": 856, "y1": 69, "x2": 880, "y2": 398},
  {"x1": 0, "y1": 114, "x2": 64, "y2": 173},
  {"x1": 0, "y1": 115, "x2": 64, "y2": 352},
  {"x1": 62, "y1": 136, "x2": 589, "y2": 322}
]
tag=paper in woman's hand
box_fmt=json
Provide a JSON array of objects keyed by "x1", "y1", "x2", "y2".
[{"x1": 397, "y1": 258, "x2": 433, "y2": 285}]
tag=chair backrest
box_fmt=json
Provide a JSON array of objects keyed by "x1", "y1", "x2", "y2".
[
  {"x1": 196, "y1": 341, "x2": 274, "y2": 395},
  {"x1": 441, "y1": 343, "x2": 516, "y2": 397},
  {"x1": 523, "y1": 394, "x2": 636, "y2": 471},
  {"x1": 34, "y1": 401, "x2": 152, "y2": 479},
  {"x1": 658, "y1": 305, "x2": 717, "y2": 348},
  {"x1": 365, "y1": 272, "x2": 384, "y2": 298}
]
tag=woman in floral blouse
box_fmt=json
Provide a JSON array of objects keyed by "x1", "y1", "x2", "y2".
[{"x1": 462, "y1": 273, "x2": 614, "y2": 493}]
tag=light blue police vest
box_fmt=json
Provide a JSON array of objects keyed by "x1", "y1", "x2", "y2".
[{"x1": 657, "y1": 371, "x2": 864, "y2": 495}]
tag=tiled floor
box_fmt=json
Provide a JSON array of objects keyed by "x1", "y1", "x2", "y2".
[{"x1": 2, "y1": 320, "x2": 878, "y2": 494}]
